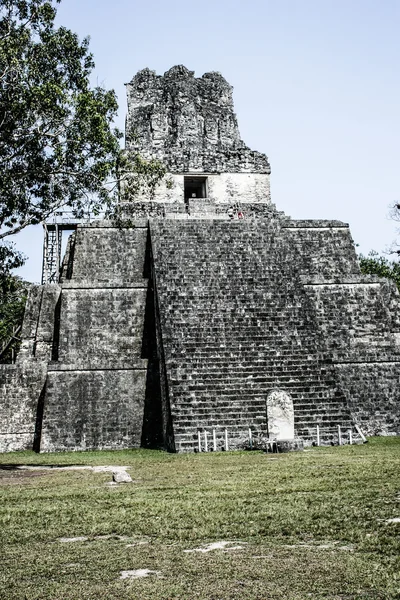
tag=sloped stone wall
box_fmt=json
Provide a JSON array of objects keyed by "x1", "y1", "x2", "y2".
[
  {"x1": 283, "y1": 222, "x2": 361, "y2": 277},
  {"x1": 334, "y1": 361, "x2": 400, "y2": 435},
  {"x1": 60, "y1": 223, "x2": 148, "y2": 286},
  {"x1": 303, "y1": 281, "x2": 400, "y2": 357},
  {"x1": 301, "y1": 280, "x2": 400, "y2": 433},
  {"x1": 41, "y1": 369, "x2": 146, "y2": 452},
  {"x1": 56, "y1": 288, "x2": 147, "y2": 369},
  {"x1": 38, "y1": 223, "x2": 153, "y2": 452},
  {"x1": 0, "y1": 285, "x2": 60, "y2": 452},
  {"x1": 0, "y1": 363, "x2": 47, "y2": 452}
]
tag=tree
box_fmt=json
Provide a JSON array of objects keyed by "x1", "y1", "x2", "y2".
[
  {"x1": 0, "y1": 242, "x2": 27, "y2": 362},
  {"x1": 0, "y1": 0, "x2": 122, "y2": 239},
  {"x1": 359, "y1": 251, "x2": 400, "y2": 292}
]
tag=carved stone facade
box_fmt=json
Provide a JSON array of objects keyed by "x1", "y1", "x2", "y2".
[
  {"x1": 123, "y1": 65, "x2": 271, "y2": 208},
  {"x1": 0, "y1": 66, "x2": 399, "y2": 453}
]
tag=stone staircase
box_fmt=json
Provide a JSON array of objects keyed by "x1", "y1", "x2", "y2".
[{"x1": 150, "y1": 217, "x2": 354, "y2": 452}]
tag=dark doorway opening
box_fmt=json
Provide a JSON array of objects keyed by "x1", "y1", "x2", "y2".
[{"x1": 184, "y1": 176, "x2": 208, "y2": 202}]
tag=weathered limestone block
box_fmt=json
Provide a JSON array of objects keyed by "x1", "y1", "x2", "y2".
[
  {"x1": 61, "y1": 225, "x2": 148, "y2": 287},
  {"x1": 113, "y1": 470, "x2": 133, "y2": 483},
  {"x1": 40, "y1": 369, "x2": 147, "y2": 452},
  {"x1": 0, "y1": 362, "x2": 47, "y2": 452},
  {"x1": 56, "y1": 288, "x2": 147, "y2": 369}
]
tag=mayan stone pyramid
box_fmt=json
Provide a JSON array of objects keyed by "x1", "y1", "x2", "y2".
[{"x1": 1, "y1": 66, "x2": 399, "y2": 453}]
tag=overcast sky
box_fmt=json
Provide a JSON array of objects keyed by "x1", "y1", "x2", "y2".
[{"x1": 12, "y1": 0, "x2": 400, "y2": 282}]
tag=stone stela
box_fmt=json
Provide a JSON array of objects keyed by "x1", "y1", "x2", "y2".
[{"x1": 1, "y1": 65, "x2": 399, "y2": 454}]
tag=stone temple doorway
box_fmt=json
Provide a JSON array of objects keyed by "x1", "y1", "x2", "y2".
[{"x1": 184, "y1": 176, "x2": 208, "y2": 203}]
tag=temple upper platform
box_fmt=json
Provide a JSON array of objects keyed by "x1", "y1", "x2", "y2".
[{"x1": 124, "y1": 66, "x2": 271, "y2": 206}]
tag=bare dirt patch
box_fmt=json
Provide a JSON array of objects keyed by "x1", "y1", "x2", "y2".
[
  {"x1": 57, "y1": 534, "x2": 134, "y2": 543},
  {"x1": 0, "y1": 466, "x2": 51, "y2": 485},
  {"x1": 0, "y1": 464, "x2": 133, "y2": 486}
]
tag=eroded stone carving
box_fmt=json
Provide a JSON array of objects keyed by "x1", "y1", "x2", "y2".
[
  {"x1": 266, "y1": 390, "x2": 295, "y2": 440},
  {"x1": 126, "y1": 65, "x2": 270, "y2": 174},
  {"x1": 123, "y1": 66, "x2": 271, "y2": 206}
]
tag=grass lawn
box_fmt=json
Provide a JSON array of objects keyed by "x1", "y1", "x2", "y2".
[{"x1": 0, "y1": 437, "x2": 399, "y2": 599}]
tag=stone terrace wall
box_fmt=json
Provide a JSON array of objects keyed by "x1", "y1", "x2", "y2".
[
  {"x1": 39, "y1": 223, "x2": 155, "y2": 452},
  {"x1": 334, "y1": 361, "x2": 400, "y2": 435},
  {"x1": 60, "y1": 224, "x2": 149, "y2": 286},
  {"x1": 0, "y1": 285, "x2": 60, "y2": 452},
  {"x1": 286, "y1": 223, "x2": 400, "y2": 435},
  {"x1": 43, "y1": 369, "x2": 146, "y2": 451},
  {"x1": 302, "y1": 280, "x2": 400, "y2": 358},
  {"x1": 301, "y1": 278, "x2": 400, "y2": 434},
  {"x1": 0, "y1": 363, "x2": 47, "y2": 452}
]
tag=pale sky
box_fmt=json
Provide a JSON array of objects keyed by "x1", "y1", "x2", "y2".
[{"x1": 11, "y1": 0, "x2": 400, "y2": 282}]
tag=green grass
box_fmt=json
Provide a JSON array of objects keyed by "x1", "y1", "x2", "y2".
[{"x1": 1, "y1": 438, "x2": 399, "y2": 599}]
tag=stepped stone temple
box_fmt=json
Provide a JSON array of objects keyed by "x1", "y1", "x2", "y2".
[{"x1": 1, "y1": 65, "x2": 400, "y2": 453}]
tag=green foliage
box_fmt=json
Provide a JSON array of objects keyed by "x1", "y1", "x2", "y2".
[
  {"x1": 111, "y1": 151, "x2": 168, "y2": 226},
  {"x1": 0, "y1": 240, "x2": 25, "y2": 275},
  {"x1": 0, "y1": 242, "x2": 27, "y2": 362},
  {"x1": 0, "y1": 0, "x2": 122, "y2": 239},
  {"x1": 118, "y1": 152, "x2": 167, "y2": 203},
  {"x1": 359, "y1": 251, "x2": 400, "y2": 291}
]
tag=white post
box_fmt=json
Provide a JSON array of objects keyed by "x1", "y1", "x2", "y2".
[
  {"x1": 224, "y1": 428, "x2": 229, "y2": 452},
  {"x1": 42, "y1": 223, "x2": 48, "y2": 285},
  {"x1": 316, "y1": 425, "x2": 320, "y2": 447},
  {"x1": 338, "y1": 425, "x2": 342, "y2": 446},
  {"x1": 55, "y1": 223, "x2": 60, "y2": 280},
  {"x1": 348, "y1": 429, "x2": 353, "y2": 445},
  {"x1": 248, "y1": 427, "x2": 252, "y2": 449},
  {"x1": 213, "y1": 429, "x2": 217, "y2": 452},
  {"x1": 204, "y1": 430, "x2": 208, "y2": 452},
  {"x1": 354, "y1": 423, "x2": 367, "y2": 443},
  {"x1": 197, "y1": 431, "x2": 202, "y2": 452},
  {"x1": 11, "y1": 326, "x2": 16, "y2": 364}
]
